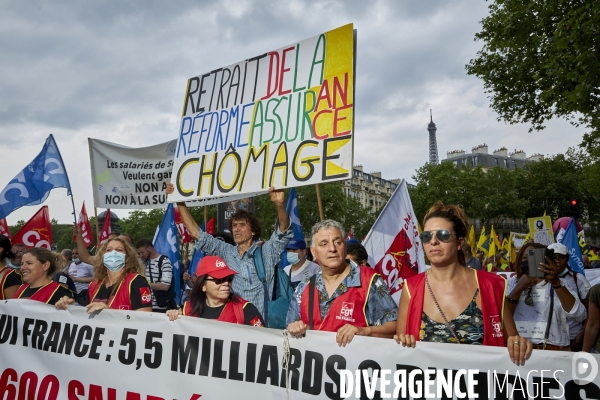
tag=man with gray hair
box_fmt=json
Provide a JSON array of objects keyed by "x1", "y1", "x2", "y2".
[{"x1": 287, "y1": 219, "x2": 397, "y2": 346}]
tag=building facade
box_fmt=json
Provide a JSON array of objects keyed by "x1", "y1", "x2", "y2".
[
  {"x1": 444, "y1": 144, "x2": 543, "y2": 170},
  {"x1": 342, "y1": 166, "x2": 402, "y2": 213}
]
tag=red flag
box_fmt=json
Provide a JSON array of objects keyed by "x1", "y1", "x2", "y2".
[
  {"x1": 347, "y1": 228, "x2": 353, "y2": 240},
  {"x1": 173, "y1": 206, "x2": 192, "y2": 243},
  {"x1": 99, "y1": 209, "x2": 112, "y2": 245},
  {"x1": 74, "y1": 202, "x2": 94, "y2": 247},
  {"x1": 0, "y1": 218, "x2": 10, "y2": 239},
  {"x1": 362, "y1": 181, "x2": 426, "y2": 304},
  {"x1": 206, "y1": 217, "x2": 215, "y2": 235},
  {"x1": 12, "y1": 206, "x2": 52, "y2": 249}
]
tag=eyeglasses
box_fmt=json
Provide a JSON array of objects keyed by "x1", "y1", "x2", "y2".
[
  {"x1": 205, "y1": 276, "x2": 234, "y2": 285},
  {"x1": 419, "y1": 229, "x2": 456, "y2": 244}
]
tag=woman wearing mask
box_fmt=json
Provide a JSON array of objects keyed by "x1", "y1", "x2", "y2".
[
  {"x1": 13, "y1": 248, "x2": 74, "y2": 305},
  {"x1": 56, "y1": 238, "x2": 152, "y2": 312},
  {"x1": 395, "y1": 202, "x2": 532, "y2": 365},
  {"x1": 167, "y1": 256, "x2": 264, "y2": 326},
  {"x1": 0, "y1": 235, "x2": 22, "y2": 299}
]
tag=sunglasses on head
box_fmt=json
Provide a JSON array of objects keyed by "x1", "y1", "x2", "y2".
[
  {"x1": 419, "y1": 229, "x2": 455, "y2": 244},
  {"x1": 205, "y1": 275, "x2": 234, "y2": 285}
]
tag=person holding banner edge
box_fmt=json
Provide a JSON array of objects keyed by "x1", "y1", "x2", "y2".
[
  {"x1": 395, "y1": 202, "x2": 532, "y2": 365},
  {"x1": 13, "y1": 248, "x2": 74, "y2": 305},
  {"x1": 166, "y1": 256, "x2": 264, "y2": 326},
  {"x1": 286, "y1": 220, "x2": 398, "y2": 346},
  {"x1": 0, "y1": 235, "x2": 22, "y2": 300},
  {"x1": 56, "y1": 238, "x2": 152, "y2": 312},
  {"x1": 166, "y1": 183, "x2": 291, "y2": 325}
]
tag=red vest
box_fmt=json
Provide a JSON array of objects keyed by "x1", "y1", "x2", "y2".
[
  {"x1": 300, "y1": 266, "x2": 378, "y2": 332},
  {"x1": 89, "y1": 273, "x2": 146, "y2": 311},
  {"x1": 405, "y1": 269, "x2": 507, "y2": 346},
  {"x1": 182, "y1": 299, "x2": 248, "y2": 324},
  {"x1": 14, "y1": 281, "x2": 61, "y2": 304},
  {"x1": 0, "y1": 266, "x2": 18, "y2": 300}
]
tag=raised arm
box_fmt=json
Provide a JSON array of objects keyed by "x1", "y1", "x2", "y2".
[
  {"x1": 269, "y1": 187, "x2": 289, "y2": 233},
  {"x1": 166, "y1": 183, "x2": 200, "y2": 239},
  {"x1": 73, "y1": 225, "x2": 96, "y2": 265}
]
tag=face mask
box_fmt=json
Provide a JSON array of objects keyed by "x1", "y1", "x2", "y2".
[
  {"x1": 558, "y1": 268, "x2": 569, "y2": 277},
  {"x1": 8, "y1": 261, "x2": 20, "y2": 269},
  {"x1": 103, "y1": 251, "x2": 125, "y2": 272},
  {"x1": 73, "y1": 258, "x2": 81, "y2": 264},
  {"x1": 287, "y1": 252, "x2": 303, "y2": 265}
]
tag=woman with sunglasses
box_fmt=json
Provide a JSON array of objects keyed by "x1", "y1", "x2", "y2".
[
  {"x1": 395, "y1": 202, "x2": 532, "y2": 365},
  {"x1": 167, "y1": 256, "x2": 264, "y2": 326}
]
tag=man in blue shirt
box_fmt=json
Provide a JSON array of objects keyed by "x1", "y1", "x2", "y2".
[{"x1": 167, "y1": 184, "x2": 291, "y2": 318}]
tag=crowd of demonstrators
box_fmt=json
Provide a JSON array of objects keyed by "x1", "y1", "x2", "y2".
[
  {"x1": 395, "y1": 202, "x2": 532, "y2": 364},
  {"x1": 167, "y1": 256, "x2": 264, "y2": 326},
  {"x1": 506, "y1": 242, "x2": 588, "y2": 351},
  {"x1": 167, "y1": 183, "x2": 292, "y2": 323},
  {"x1": 0, "y1": 235, "x2": 22, "y2": 299},
  {"x1": 136, "y1": 238, "x2": 174, "y2": 312},
  {"x1": 287, "y1": 220, "x2": 398, "y2": 346},
  {"x1": 56, "y1": 237, "x2": 152, "y2": 312},
  {"x1": 13, "y1": 248, "x2": 74, "y2": 305},
  {"x1": 282, "y1": 239, "x2": 320, "y2": 290}
]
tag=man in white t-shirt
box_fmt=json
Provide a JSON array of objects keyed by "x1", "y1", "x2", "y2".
[
  {"x1": 67, "y1": 248, "x2": 94, "y2": 306},
  {"x1": 283, "y1": 239, "x2": 320, "y2": 290}
]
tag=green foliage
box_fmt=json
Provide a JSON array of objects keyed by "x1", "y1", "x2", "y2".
[
  {"x1": 466, "y1": 0, "x2": 600, "y2": 154},
  {"x1": 51, "y1": 219, "x2": 76, "y2": 252},
  {"x1": 119, "y1": 209, "x2": 166, "y2": 244}
]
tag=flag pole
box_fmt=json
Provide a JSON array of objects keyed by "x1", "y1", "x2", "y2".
[
  {"x1": 204, "y1": 206, "x2": 208, "y2": 227},
  {"x1": 94, "y1": 207, "x2": 100, "y2": 244},
  {"x1": 315, "y1": 184, "x2": 324, "y2": 221},
  {"x1": 69, "y1": 194, "x2": 77, "y2": 225}
]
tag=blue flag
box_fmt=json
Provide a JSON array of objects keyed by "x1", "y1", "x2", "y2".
[
  {"x1": 0, "y1": 134, "x2": 72, "y2": 219},
  {"x1": 200, "y1": 220, "x2": 206, "y2": 233},
  {"x1": 286, "y1": 188, "x2": 304, "y2": 240},
  {"x1": 559, "y1": 217, "x2": 585, "y2": 274},
  {"x1": 188, "y1": 247, "x2": 205, "y2": 277},
  {"x1": 153, "y1": 204, "x2": 182, "y2": 304}
]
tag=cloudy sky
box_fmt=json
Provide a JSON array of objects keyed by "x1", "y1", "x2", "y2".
[{"x1": 0, "y1": 0, "x2": 586, "y2": 225}]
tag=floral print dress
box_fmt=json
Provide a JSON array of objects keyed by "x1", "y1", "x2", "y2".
[{"x1": 419, "y1": 289, "x2": 484, "y2": 344}]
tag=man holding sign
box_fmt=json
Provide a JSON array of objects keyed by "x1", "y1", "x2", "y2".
[{"x1": 166, "y1": 183, "x2": 291, "y2": 322}]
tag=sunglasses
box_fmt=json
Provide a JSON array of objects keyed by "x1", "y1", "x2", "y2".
[
  {"x1": 419, "y1": 229, "x2": 456, "y2": 244},
  {"x1": 205, "y1": 276, "x2": 234, "y2": 285}
]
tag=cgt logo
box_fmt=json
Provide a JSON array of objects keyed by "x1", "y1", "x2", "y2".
[
  {"x1": 215, "y1": 260, "x2": 226, "y2": 268},
  {"x1": 373, "y1": 229, "x2": 418, "y2": 295},
  {"x1": 489, "y1": 315, "x2": 503, "y2": 338},
  {"x1": 140, "y1": 288, "x2": 152, "y2": 304},
  {"x1": 338, "y1": 302, "x2": 355, "y2": 322}
]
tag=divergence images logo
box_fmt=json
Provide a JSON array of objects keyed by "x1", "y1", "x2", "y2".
[{"x1": 572, "y1": 352, "x2": 598, "y2": 385}]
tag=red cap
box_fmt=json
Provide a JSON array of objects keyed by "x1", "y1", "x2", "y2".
[{"x1": 196, "y1": 256, "x2": 238, "y2": 279}]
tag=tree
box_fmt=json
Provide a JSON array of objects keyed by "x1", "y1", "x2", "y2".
[
  {"x1": 466, "y1": 1, "x2": 600, "y2": 155},
  {"x1": 119, "y1": 209, "x2": 165, "y2": 244}
]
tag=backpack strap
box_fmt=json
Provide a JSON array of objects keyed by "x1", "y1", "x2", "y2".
[
  {"x1": 253, "y1": 246, "x2": 270, "y2": 326},
  {"x1": 308, "y1": 275, "x2": 316, "y2": 330}
]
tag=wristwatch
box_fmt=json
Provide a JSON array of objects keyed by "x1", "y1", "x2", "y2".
[{"x1": 552, "y1": 282, "x2": 564, "y2": 289}]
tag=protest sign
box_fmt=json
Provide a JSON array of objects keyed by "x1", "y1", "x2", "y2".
[
  {"x1": 169, "y1": 24, "x2": 356, "y2": 202},
  {"x1": 511, "y1": 232, "x2": 528, "y2": 251},
  {"x1": 1, "y1": 300, "x2": 597, "y2": 399},
  {"x1": 528, "y1": 216, "x2": 555, "y2": 246},
  {"x1": 363, "y1": 180, "x2": 426, "y2": 304}
]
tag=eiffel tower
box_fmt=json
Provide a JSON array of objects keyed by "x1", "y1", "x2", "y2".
[{"x1": 427, "y1": 109, "x2": 439, "y2": 165}]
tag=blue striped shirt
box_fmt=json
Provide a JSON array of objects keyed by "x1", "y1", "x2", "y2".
[{"x1": 193, "y1": 223, "x2": 292, "y2": 317}]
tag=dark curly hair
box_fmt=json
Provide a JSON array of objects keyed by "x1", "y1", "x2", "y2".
[
  {"x1": 228, "y1": 210, "x2": 261, "y2": 241},
  {"x1": 423, "y1": 202, "x2": 469, "y2": 266},
  {"x1": 0, "y1": 235, "x2": 15, "y2": 261}
]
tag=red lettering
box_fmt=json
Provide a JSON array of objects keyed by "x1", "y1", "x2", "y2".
[
  {"x1": 0, "y1": 368, "x2": 18, "y2": 399},
  {"x1": 147, "y1": 396, "x2": 165, "y2": 400},
  {"x1": 278, "y1": 46, "x2": 294, "y2": 96},
  {"x1": 261, "y1": 52, "x2": 280, "y2": 100},
  {"x1": 126, "y1": 393, "x2": 141, "y2": 400},
  {"x1": 68, "y1": 380, "x2": 85, "y2": 400},
  {"x1": 37, "y1": 375, "x2": 59, "y2": 400},
  {"x1": 332, "y1": 73, "x2": 348, "y2": 108},
  {"x1": 312, "y1": 109, "x2": 332, "y2": 139},
  {"x1": 18, "y1": 371, "x2": 37, "y2": 400},
  {"x1": 89, "y1": 385, "x2": 103, "y2": 400},
  {"x1": 108, "y1": 388, "x2": 117, "y2": 400},
  {"x1": 333, "y1": 104, "x2": 353, "y2": 137},
  {"x1": 314, "y1": 79, "x2": 332, "y2": 111}
]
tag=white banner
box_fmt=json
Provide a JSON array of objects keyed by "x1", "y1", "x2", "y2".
[
  {"x1": 89, "y1": 138, "x2": 178, "y2": 209},
  {"x1": 0, "y1": 300, "x2": 598, "y2": 399},
  {"x1": 169, "y1": 24, "x2": 355, "y2": 202},
  {"x1": 362, "y1": 180, "x2": 426, "y2": 304}
]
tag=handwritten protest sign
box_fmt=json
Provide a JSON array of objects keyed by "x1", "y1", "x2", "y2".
[
  {"x1": 528, "y1": 216, "x2": 555, "y2": 246},
  {"x1": 169, "y1": 24, "x2": 356, "y2": 202}
]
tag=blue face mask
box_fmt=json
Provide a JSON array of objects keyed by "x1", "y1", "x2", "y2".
[
  {"x1": 103, "y1": 251, "x2": 125, "y2": 272},
  {"x1": 73, "y1": 258, "x2": 81, "y2": 264},
  {"x1": 287, "y1": 252, "x2": 303, "y2": 265}
]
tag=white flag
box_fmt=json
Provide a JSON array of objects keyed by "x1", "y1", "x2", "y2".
[{"x1": 362, "y1": 180, "x2": 426, "y2": 304}]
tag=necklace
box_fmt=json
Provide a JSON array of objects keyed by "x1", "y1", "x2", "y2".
[{"x1": 425, "y1": 272, "x2": 461, "y2": 343}]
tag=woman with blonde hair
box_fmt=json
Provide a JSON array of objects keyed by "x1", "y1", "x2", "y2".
[
  {"x1": 56, "y1": 238, "x2": 152, "y2": 312},
  {"x1": 395, "y1": 202, "x2": 532, "y2": 365}
]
